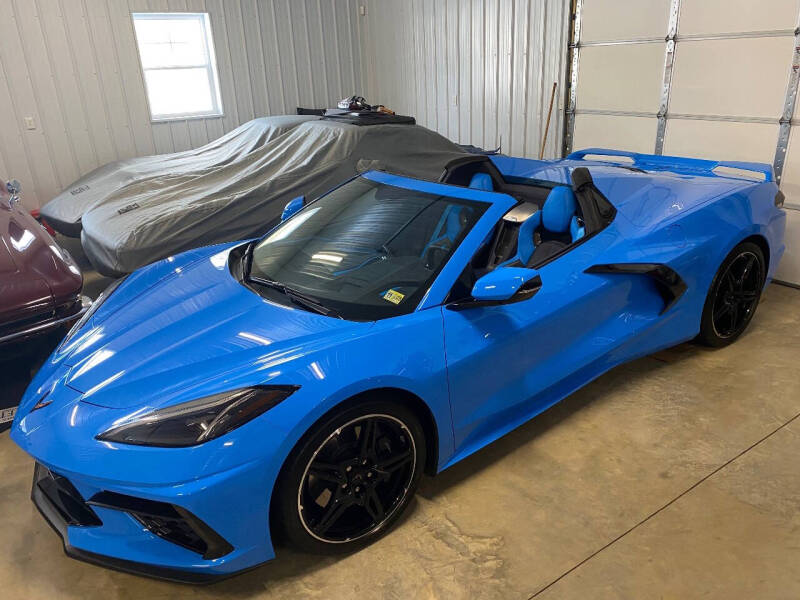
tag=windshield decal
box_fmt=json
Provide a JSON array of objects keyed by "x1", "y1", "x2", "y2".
[{"x1": 382, "y1": 289, "x2": 405, "y2": 305}]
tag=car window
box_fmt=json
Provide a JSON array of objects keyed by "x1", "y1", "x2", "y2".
[{"x1": 249, "y1": 177, "x2": 487, "y2": 320}]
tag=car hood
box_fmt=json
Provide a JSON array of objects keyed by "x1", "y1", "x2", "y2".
[
  {"x1": 0, "y1": 231, "x2": 17, "y2": 273},
  {"x1": 0, "y1": 198, "x2": 82, "y2": 302},
  {"x1": 59, "y1": 243, "x2": 369, "y2": 409}
]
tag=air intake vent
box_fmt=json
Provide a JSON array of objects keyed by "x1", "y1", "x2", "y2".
[{"x1": 88, "y1": 491, "x2": 233, "y2": 559}]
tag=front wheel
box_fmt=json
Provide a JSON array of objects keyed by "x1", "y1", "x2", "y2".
[
  {"x1": 275, "y1": 400, "x2": 425, "y2": 554},
  {"x1": 698, "y1": 241, "x2": 765, "y2": 347}
]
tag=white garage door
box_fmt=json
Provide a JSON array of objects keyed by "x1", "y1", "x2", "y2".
[{"x1": 567, "y1": 0, "x2": 800, "y2": 285}]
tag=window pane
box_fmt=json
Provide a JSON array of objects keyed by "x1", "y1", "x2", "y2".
[
  {"x1": 145, "y1": 68, "x2": 214, "y2": 117},
  {"x1": 133, "y1": 13, "x2": 223, "y2": 120},
  {"x1": 134, "y1": 16, "x2": 208, "y2": 69}
]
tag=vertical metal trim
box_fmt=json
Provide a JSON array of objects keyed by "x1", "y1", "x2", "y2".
[
  {"x1": 330, "y1": 3, "x2": 344, "y2": 99},
  {"x1": 655, "y1": 0, "x2": 681, "y2": 155},
  {"x1": 345, "y1": 0, "x2": 357, "y2": 95},
  {"x1": 774, "y1": 26, "x2": 800, "y2": 185},
  {"x1": 563, "y1": 0, "x2": 581, "y2": 156}
]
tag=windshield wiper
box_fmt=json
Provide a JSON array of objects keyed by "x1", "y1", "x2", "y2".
[
  {"x1": 242, "y1": 243, "x2": 341, "y2": 318},
  {"x1": 247, "y1": 275, "x2": 343, "y2": 319},
  {"x1": 239, "y1": 241, "x2": 255, "y2": 281}
]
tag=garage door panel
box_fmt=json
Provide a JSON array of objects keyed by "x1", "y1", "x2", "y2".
[
  {"x1": 573, "y1": 114, "x2": 657, "y2": 154},
  {"x1": 581, "y1": 0, "x2": 671, "y2": 43},
  {"x1": 663, "y1": 119, "x2": 778, "y2": 163},
  {"x1": 670, "y1": 37, "x2": 792, "y2": 118},
  {"x1": 577, "y1": 44, "x2": 664, "y2": 113},
  {"x1": 679, "y1": 0, "x2": 800, "y2": 37}
]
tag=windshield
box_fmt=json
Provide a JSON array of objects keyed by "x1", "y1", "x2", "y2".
[{"x1": 248, "y1": 176, "x2": 487, "y2": 320}]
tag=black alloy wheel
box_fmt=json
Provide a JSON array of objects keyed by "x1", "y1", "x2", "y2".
[
  {"x1": 699, "y1": 241, "x2": 765, "y2": 347},
  {"x1": 276, "y1": 401, "x2": 425, "y2": 553}
]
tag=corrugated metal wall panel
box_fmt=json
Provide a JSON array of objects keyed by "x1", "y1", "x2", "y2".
[
  {"x1": 0, "y1": 0, "x2": 363, "y2": 209},
  {"x1": 85, "y1": 0, "x2": 139, "y2": 160},
  {"x1": 360, "y1": 0, "x2": 569, "y2": 157},
  {"x1": 0, "y1": 1, "x2": 61, "y2": 205}
]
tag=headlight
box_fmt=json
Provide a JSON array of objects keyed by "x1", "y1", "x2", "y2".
[
  {"x1": 96, "y1": 386, "x2": 299, "y2": 447},
  {"x1": 61, "y1": 275, "x2": 127, "y2": 347}
]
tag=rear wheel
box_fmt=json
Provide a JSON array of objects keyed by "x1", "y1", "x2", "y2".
[
  {"x1": 275, "y1": 400, "x2": 425, "y2": 554},
  {"x1": 698, "y1": 241, "x2": 765, "y2": 347}
]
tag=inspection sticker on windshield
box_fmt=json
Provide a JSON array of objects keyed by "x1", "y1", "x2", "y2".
[{"x1": 383, "y1": 289, "x2": 405, "y2": 304}]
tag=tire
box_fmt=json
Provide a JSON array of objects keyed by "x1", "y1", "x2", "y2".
[
  {"x1": 698, "y1": 241, "x2": 766, "y2": 347},
  {"x1": 274, "y1": 399, "x2": 426, "y2": 554}
]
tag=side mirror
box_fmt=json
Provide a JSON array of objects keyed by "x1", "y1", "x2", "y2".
[
  {"x1": 469, "y1": 266, "x2": 542, "y2": 304},
  {"x1": 281, "y1": 195, "x2": 305, "y2": 221}
]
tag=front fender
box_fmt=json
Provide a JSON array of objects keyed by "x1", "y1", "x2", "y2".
[{"x1": 259, "y1": 306, "x2": 452, "y2": 501}]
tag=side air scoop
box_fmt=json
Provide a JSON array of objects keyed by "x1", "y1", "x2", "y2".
[{"x1": 585, "y1": 263, "x2": 687, "y2": 315}]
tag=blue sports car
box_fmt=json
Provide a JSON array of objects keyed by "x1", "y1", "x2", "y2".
[{"x1": 11, "y1": 148, "x2": 786, "y2": 582}]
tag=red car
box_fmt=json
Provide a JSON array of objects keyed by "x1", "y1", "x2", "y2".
[{"x1": 0, "y1": 179, "x2": 89, "y2": 347}]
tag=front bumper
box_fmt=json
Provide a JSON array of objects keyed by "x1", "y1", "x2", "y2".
[
  {"x1": 32, "y1": 463, "x2": 226, "y2": 583},
  {"x1": 0, "y1": 294, "x2": 91, "y2": 345},
  {"x1": 30, "y1": 462, "x2": 270, "y2": 583},
  {"x1": 12, "y1": 377, "x2": 295, "y2": 581}
]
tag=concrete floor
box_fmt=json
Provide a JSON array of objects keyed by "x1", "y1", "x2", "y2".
[{"x1": 0, "y1": 283, "x2": 798, "y2": 599}]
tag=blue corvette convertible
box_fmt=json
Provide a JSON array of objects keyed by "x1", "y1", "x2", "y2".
[{"x1": 12, "y1": 149, "x2": 786, "y2": 582}]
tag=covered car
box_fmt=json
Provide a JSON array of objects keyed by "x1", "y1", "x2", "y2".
[
  {"x1": 40, "y1": 115, "x2": 321, "y2": 237},
  {"x1": 78, "y1": 117, "x2": 468, "y2": 276}
]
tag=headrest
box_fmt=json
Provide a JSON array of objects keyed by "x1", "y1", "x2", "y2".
[
  {"x1": 468, "y1": 173, "x2": 493, "y2": 191},
  {"x1": 444, "y1": 207, "x2": 469, "y2": 241},
  {"x1": 542, "y1": 187, "x2": 577, "y2": 233}
]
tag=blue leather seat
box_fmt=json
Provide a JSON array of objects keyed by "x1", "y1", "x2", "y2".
[
  {"x1": 542, "y1": 186, "x2": 583, "y2": 238},
  {"x1": 515, "y1": 186, "x2": 585, "y2": 265},
  {"x1": 543, "y1": 187, "x2": 576, "y2": 231},
  {"x1": 516, "y1": 212, "x2": 541, "y2": 265},
  {"x1": 422, "y1": 206, "x2": 467, "y2": 257},
  {"x1": 468, "y1": 173, "x2": 493, "y2": 191}
]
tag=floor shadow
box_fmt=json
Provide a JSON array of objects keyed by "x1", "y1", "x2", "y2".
[
  {"x1": 419, "y1": 345, "x2": 708, "y2": 498},
  {"x1": 0, "y1": 329, "x2": 65, "y2": 431},
  {"x1": 196, "y1": 489, "x2": 424, "y2": 596}
]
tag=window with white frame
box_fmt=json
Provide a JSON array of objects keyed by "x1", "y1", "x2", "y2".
[{"x1": 132, "y1": 13, "x2": 223, "y2": 121}]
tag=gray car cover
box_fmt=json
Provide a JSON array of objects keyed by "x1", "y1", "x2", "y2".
[
  {"x1": 80, "y1": 119, "x2": 468, "y2": 276},
  {"x1": 41, "y1": 115, "x2": 321, "y2": 236}
]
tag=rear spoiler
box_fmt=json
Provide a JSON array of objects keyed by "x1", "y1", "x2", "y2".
[{"x1": 567, "y1": 148, "x2": 773, "y2": 183}]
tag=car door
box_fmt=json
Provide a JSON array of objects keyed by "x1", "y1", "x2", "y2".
[{"x1": 441, "y1": 222, "x2": 666, "y2": 462}]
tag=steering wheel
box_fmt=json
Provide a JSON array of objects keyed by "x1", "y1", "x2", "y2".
[{"x1": 423, "y1": 241, "x2": 452, "y2": 270}]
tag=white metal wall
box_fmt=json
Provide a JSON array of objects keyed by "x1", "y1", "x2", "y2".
[
  {"x1": 0, "y1": 0, "x2": 364, "y2": 210},
  {"x1": 359, "y1": 0, "x2": 570, "y2": 159}
]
